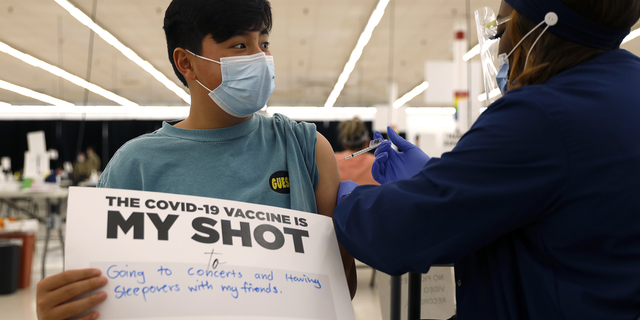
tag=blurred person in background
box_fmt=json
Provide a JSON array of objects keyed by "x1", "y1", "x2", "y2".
[
  {"x1": 85, "y1": 146, "x2": 101, "y2": 173},
  {"x1": 72, "y1": 152, "x2": 90, "y2": 184},
  {"x1": 334, "y1": 117, "x2": 378, "y2": 186}
]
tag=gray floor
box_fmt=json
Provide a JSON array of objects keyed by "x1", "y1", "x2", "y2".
[
  {"x1": 0, "y1": 227, "x2": 65, "y2": 320},
  {"x1": 0, "y1": 225, "x2": 383, "y2": 320}
]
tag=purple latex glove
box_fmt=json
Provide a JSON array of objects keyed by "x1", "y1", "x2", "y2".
[
  {"x1": 371, "y1": 127, "x2": 430, "y2": 184},
  {"x1": 337, "y1": 180, "x2": 359, "y2": 205}
]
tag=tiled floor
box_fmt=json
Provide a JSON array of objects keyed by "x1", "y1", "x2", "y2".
[{"x1": 0, "y1": 225, "x2": 384, "y2": 320}]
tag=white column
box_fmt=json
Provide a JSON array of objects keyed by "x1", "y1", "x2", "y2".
[
  {"x1": 373, "y1": 82, "x2": 407, "y2": 134},
  {"x1": 453, "y1": 19, "x2": 469, "y2": 132},
  {"x1": 388, "y1": 82, "x2": 399, "y2": 130}
]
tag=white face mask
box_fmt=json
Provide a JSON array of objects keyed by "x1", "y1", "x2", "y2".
[{"x1": 187, "y1": 50, "x2": 275, "y2": 118}]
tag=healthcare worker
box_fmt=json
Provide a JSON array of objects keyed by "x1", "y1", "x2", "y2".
[{"x1": 334, "y1": 0, "x2": 640, "y2": 319}]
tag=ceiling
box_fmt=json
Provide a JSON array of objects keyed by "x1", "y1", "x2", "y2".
[{"x1": 0, "y1": 0, "x2": 639, "y2": 108}]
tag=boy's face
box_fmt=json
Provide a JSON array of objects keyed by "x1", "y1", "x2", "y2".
[{"x1": 191, "y1": 28, "x2": 271, "y2": 92}]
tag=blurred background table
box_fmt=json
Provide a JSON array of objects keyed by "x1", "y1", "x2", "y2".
[{"x1": 0, "y1": 186, "x2": 68, "y2": 279}]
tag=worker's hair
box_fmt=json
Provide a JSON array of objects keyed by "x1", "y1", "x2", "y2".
[
  {"x1": 163, "y1": 0, "x2": 273, "y2": 87},
  {"x1": 338, "y1": 118, "x2": 370, "y2": 151},
  {"x1": 508, "y1": 0, "x2": 640, "y2": 89}
]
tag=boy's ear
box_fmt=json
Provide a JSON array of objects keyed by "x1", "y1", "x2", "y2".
[{"x1": 173, "y1": 48, "x2": 197, "y2": 81}]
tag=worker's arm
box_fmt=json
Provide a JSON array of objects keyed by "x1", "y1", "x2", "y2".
[
  {"x1": 334, "y1": 95, "x2": 569, "y2": 275},
  {"x1": 315, "y1": 132, "x2": 357, "y2": 299}
]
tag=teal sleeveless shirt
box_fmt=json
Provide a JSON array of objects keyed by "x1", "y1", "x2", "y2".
[{"x1": 97, "y1": 113, "x2": 319, "y2": 213}]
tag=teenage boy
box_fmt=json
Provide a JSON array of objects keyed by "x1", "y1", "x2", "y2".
[{"x1": 36, "y1": 1, "x2": 355, "y2": 319}]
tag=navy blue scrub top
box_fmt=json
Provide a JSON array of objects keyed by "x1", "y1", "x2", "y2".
[{"x1": 334, "y1": 49, "x2": 640, "y2": 320}]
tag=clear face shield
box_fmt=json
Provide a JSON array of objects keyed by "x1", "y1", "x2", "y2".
[{"x1": 474, "y1": 7, "x2": 510, "y2": 105}]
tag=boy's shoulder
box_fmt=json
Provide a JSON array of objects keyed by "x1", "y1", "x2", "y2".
[
  {"x1": 102, "y1": 126, "x2": 179, "y2": 173},
  {"x1": 261, "y1": 112, "x2": 317, "y2": 136},
  {"x1": 261, "y1": 112, "x2": 297, "y2": 125},
  {"x1": 114, "y1": 129, "x2": 168, "y2": 156},
  {"x1": 97, "y1": 125, "x2": 182, "y2": 189}
]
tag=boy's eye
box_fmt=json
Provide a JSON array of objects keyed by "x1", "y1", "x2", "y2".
[
  {"x1": 232, "y1": 43, "x2": 246, "y2": 49},
  {"x1": 261, "y1": 42, "x2": 270, "y2": 49}
]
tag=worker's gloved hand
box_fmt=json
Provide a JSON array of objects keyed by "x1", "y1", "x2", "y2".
[
  {"x1": 371, "y1": 126, "x2": 430, "y2": 184},
  {"x1": 337, "y1": 180, "x2": 359, "y2": 205}
]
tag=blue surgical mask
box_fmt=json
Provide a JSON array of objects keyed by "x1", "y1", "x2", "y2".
[
  {"x1": 496, "y1": 53, "x2": 510, "y2": 94},
  {"x1": 187, "y1": 50, "x2": 275, "y2": 118}
]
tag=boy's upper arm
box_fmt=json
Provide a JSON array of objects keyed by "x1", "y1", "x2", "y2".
[
  {"x1": 314, "y1": 131, "x2": 357, "y2": 298},
  {"x1": 314, "y1": 132, "x2": 340, "y2": 217}
]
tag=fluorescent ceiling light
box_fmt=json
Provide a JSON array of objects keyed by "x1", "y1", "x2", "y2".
[
  {"x1": 463, "y1": 44, "x2": 480, "y2": 61},
  {"x1": 464, "y1": 38, "x2": 499, "y2": 61},
  {"x1": 267, "y1": 107, "x2": 377, "y2": 121},
  {"x1": 0, "y1": 105, "x2": 190, "y2": 120},
  {"x1": 478, "y1": 88, "x2": 501, "y2": 102},
  {"x1": 0, "y1": 40, "x2": 137, "y2": 107},
  {"x1": 393, "y1": 82, "x2": 429, "y2": 108},
  {"x1": 405, "y1": 107, "x2": 456, "y2": 115},
  {"x1": 0, "y1": 79, "x2": 74, "y2": 107},
  {"x1": 324, "y1": 0, "x2": 390, "y2": 108},
  {"x1": 622, "y1": 28, "x2": 640, "y2": 44},
  {"x1": 54, "y1": 0, "x2": 191, "y2": 104},
  {"x1": 268, "y1": 106, "x2": 377, "y2": 115}
]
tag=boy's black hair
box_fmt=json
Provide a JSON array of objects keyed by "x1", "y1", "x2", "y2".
[{"x1": 163, "y1": 0, "x2": 273, "y2": 87}]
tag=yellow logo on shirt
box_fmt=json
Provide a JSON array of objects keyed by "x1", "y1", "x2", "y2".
[{"x1": 269, "y1": 171, "x2": 290, "y2": 194}]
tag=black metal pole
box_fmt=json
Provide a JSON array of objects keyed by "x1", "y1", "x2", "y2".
[
  {"x1": 76, "y1": 0, "x2": 98, "y2": 156},
  {"x1": 390, "y1": 275, "x2": 402, "y2": 320},
  {"x1": 408, "y1": 273, "x2": 422, "y2": 319},
  {"x1": 101, "y1": 121, "x2": 108, "y2": 171}
]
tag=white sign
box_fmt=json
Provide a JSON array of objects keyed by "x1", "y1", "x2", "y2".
[
  {"x1": 65, "y1": 187, "x2": 355, "y2": 320},
  {"x1": 27, "y1": 130, "x2": 47, "y2": 153},
  {"x1": 377, "y1": 267, "x2": 456, "y2": 320},
  {"x1": 1, "y1": 157, "x2": 10, "y2": 171},
  {"x1": 23, "y1": 151, "x2": 49, "y2": 180}
]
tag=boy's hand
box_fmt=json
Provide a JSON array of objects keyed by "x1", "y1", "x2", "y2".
[{"x1": 37, "y1": 268, "x2": 108, "y2": 320}]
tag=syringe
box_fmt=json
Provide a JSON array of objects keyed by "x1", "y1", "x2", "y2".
[{"x1": 339, "y1": 138, "x2": 386, "y2": 161}]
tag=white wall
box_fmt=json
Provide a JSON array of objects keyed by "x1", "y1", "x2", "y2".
[{"x1": 405, "y1": 113, "x2": 459, "y2": 157}]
